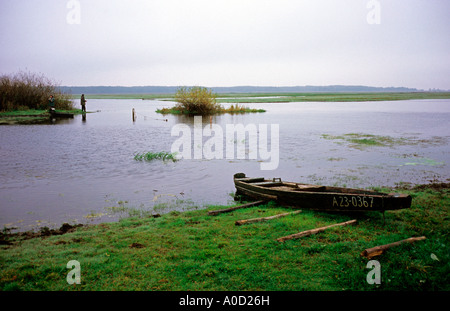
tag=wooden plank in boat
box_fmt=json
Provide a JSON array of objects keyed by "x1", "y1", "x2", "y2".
[
  {"x1": 251, "y1": 181, "x2": 283, "y2": 187},
  {"x1": 297, "y1": 185, "x2": 326, "y2": 192},
  {"x1": 236, "y1": 177, "x2": 265, "y2": 183},
  {"x1": 235, "y1": 186, "x2": 277, "y2": 201}
]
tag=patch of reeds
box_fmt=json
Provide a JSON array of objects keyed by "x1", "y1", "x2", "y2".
[
  {"x1": 134, "y1": 151, "x2": 178, "y2": 162},
  {"x1": 219, "y1": 104, "x2": 266, "y2": 114},
  {"x1": 0, "y1": 71, "x2": 73, "y2": 111},
  {"x1": 156, "y1": 107, "x2": 183, "y2": 115}
]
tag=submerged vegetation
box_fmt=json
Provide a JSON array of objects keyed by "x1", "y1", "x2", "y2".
[
  {"x1": 322, "y1": 133, "x2": 399, "y2": 147},
  {"x1": 0, "y1": 183, "x2": 448, "y2": 291},
  {"x1": 321, "y1": 133, "x2": 448, "y2": 150},
  {"x1": 134, "y1": 151, "x2": 178, "y2": 162}
]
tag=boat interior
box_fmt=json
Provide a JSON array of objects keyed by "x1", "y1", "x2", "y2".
[{"x1": 235, "y1": 177, "x2": 384, "y2": 195}]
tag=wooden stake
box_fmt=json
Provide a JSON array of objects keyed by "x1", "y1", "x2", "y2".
[
  {"x1": 276, "y1": 219, "x2": 357, "y2": 242},
  {"x1": 207, "y1": 200, "x2": 266, "y2": 216},
  {"x1": 361, "y1": 236, "x2": 426, "y2": 259},
  {"x1": 235, "y1": 210, "x2": 302, "y2": 226}
]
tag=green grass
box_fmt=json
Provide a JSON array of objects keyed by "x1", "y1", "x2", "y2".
[
  {"x1": 0, "y1": 109, "x2": 85, "y2": 125},
  {"x1": 220, "y1": 104, "x2": 266, "y2": 114},
  {"x1": 215, "y1": 92, "x2": 450, "y2": 103},
  {"x1": 71, "y1": 94, "x2": 173, "y2": 100},
  {"x1": 134, "y1": 151, "x2": 178, "y2": 162},
  {"x1": 1, "y1": 184, "x2": 448, "y2": 291},
  {"x1": 155, "y1": 107, "x2": 183, "y2": 115}
]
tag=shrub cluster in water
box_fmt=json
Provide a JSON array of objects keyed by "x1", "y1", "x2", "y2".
[
  {"x1": 174, "y1": 86, "x2": 221, "y2": 115},
  {"x1": 157, "y1": 86, "x2": 266, "y2": 115},
  {"x1": 0, "y1": 71, "x2": 73, "y2": 111}
]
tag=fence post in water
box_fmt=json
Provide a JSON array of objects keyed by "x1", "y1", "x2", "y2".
[{"x1": 132, "y1": 108, "x2": 136, "y2": 122}]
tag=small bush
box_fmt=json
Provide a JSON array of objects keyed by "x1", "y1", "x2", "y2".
[
  {"x1": 157, "y1": 87, "x2": 266, "y2": 116},
  {"x1": 0, "y1": 71, "x2": 73, "y2": 111},
  {"x1": 174, "y1": 86, "x2": 222, "y2": 115}
]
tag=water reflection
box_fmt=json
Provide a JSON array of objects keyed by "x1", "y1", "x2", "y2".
[{"x1": 43, "y1": 116, "x2": 77, "y2": 125}]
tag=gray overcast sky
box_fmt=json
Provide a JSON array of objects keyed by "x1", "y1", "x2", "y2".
[{"x1": 0, "y1": 0, "x2": 449, "y2": 89}]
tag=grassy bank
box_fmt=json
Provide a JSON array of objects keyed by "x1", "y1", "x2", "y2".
[
  {"x1": 1, "y1": 183, "x2": 448, "y2": 291},
  {"x1": 0, "y1": 109, "x2": 84, "y2": 125}
]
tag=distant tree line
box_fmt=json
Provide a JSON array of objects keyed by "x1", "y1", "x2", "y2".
[{"x1": 0, "y1": 71, "x2": 73, "y2": 111}]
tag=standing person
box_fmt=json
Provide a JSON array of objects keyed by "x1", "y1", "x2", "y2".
[
  {"x1": 48, "y1": 95, "x2": 55, "y2": 112},
  {"x1": 80, "y1": 94, "x2": 87, "y2": 113}
]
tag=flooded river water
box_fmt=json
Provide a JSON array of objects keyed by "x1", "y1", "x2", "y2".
[{"x1": 1, "y1": 99, "x2": 449, "y2": 232}]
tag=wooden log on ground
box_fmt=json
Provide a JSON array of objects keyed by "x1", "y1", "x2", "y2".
[
  {"x1": 235, "y1": 210, "x2": 302, "y2": 226},
  {"x1": 277, "y1": 219, "x2": 357, "y2": 242},
  {"x1": 207, "y1": 200, "x2": 266, "y2": 216},
  {"x1": 361, "y1": 236, "x2": 426, "y2": 259}
]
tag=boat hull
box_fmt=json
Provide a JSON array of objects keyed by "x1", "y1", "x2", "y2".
[
  {"x1": 49, "y1": 110, "x2": 74, "y2": 118},
  {"x1": 234, "y1": 173, "x2": 411, "y2": 212}
]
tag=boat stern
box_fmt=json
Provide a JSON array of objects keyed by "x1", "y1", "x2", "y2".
[{"x1": 385, "y1": 193, "x2": 412, "y2": 210}]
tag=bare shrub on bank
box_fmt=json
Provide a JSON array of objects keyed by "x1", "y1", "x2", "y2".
[{"x1": 0, "y1": 71, "x2": 73, "y2": 111}]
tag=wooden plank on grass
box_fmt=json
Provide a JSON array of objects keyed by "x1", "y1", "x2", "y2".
[
  {"x1": 207, "y1": 200, "x2": 266, "y2": 216},
  {"x1": 276, "y1": 219, "x2": 357, "y2": 242},
  {"x1": 360, "y1": 236, "x2": 426, "y2": 259},
  {"x1": 235, "y1": 210, "x2": 302, "y2": 226}
]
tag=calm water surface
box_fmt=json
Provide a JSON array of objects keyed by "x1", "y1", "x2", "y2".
[{"x1": 1, "y1": 99, "x2": 449, "y2": 232}]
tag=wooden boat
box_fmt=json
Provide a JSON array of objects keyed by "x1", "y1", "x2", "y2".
[{"x1": 234, "y1": 173, "x2": 411, "y2": 212}]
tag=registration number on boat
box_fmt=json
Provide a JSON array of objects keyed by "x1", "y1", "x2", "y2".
[{"x1": 332, "y1": 195, "x2": 374, "y2": 208}]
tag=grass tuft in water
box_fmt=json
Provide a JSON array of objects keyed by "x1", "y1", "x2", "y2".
[{"x1": 134, "y1": 151, "x2": 178, "y2": 162}]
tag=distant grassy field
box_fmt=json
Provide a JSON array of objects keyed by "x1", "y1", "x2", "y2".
[
  {"x1": 73, "y1": 92, "x2": 450, "y2": 103},
  {"x1": 1, "y1": 183, "x2": 448, "y2": 291},
  {"x1": 216, "y1": 92, "x2": 450, "y2": 103}
]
